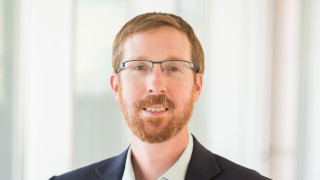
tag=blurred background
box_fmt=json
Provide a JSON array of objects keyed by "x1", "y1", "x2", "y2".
[{"x1": 1, "y1": 0, "x2": 319, "y2": 179}]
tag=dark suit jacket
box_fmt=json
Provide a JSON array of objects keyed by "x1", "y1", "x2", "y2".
[{"x1": 50, "y1": 136, "x2": 270, "y2": 180}]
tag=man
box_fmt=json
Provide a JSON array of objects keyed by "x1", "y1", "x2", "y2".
[{"x1": 50, "y1": 12, "x2": 270, "y2": 180}]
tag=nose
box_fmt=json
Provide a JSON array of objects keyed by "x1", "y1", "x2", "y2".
[{"x1": 146, "y1": 64, "x2": 167, "y2": 94}]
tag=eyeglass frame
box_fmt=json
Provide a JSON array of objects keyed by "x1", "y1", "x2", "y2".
[{"x1": 116, "y1": 60, "x2": 199, "y2": 73}]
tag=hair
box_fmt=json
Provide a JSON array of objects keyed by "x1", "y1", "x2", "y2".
[{"x1": 112, "y1": 12, "x2": 204, "y2": 74}]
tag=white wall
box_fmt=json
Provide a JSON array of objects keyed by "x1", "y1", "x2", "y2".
[
  {"x1": 205, "y1": 0, "x2": 272, "y2": 174},
  {"x1": 270, "y1": 0, "x2": 300, "y2": 179},
  {"x1": 17, "y1": 0, "x2": 74, "y2": 179},
  {"x1": 298, "y1": 0, "x2": 320, "y2": 179}
]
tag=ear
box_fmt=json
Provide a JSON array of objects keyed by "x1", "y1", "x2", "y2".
[
  {"x1": 110, "y1": 73, "x2": 120, "y2": 100},
  {"x1": 193, "y1": 74, "x2": 203, "y2": 102}
]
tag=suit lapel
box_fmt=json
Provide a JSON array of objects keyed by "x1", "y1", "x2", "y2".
[
  {"x1": 95, "y1": 147, "x2": 128, "y2": 180},
  {"x1": 185, "y1": 136, "x2": 222, "y2": 180},
  {"x1": 94, "y1": 136, "x2": 221, "y2": 180}
]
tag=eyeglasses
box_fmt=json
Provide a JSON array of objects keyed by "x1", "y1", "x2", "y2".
[{"x1": 117, "y1": 60, "x2": 198, "y2": 78}]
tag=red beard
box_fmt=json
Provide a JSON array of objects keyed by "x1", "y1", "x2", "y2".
[{"x1": 119, "y1": 91, "x2": 194, "y2": 143}]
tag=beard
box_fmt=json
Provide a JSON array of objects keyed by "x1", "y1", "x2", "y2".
[{"x1": 118, "y1": 87, "x2": 195, "y2": 143}]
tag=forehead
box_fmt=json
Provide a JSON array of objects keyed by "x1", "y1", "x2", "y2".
[{"x1": 122, "y1": 26, "x2": 191, "y2": 62}]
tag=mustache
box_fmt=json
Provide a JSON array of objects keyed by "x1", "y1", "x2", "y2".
[{"x1": 135, "y1": 95, "x2": 175, "y2": 110}]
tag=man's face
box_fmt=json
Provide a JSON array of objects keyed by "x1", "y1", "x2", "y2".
[{"x1": 111, "y1": 26, "x2": 202, "y2": 143}]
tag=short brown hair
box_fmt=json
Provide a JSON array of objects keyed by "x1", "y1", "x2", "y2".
[{"x1": 112, "y1": 12, "x2": 204, "y2": 74}]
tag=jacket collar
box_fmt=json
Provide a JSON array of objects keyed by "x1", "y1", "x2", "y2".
[
  {"x1": 185, "y1": 135, "x2": 222, "y2": 179},
  {"x1": 95, "y1": 135, "x2": 222, "y2": 179},
  {"x1": 95, "y1": 148, "x2": 128, "y2": 180}
]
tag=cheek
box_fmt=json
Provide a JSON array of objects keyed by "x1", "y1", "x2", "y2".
[
  {"x1": 120, "y1": 79, "x2": 145, "y2": 104},
  {"x1": 169, "y1": 82, "x2": 194, "y2": 104}
]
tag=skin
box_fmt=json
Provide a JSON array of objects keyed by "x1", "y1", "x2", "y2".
[{"x1": 110, "y1": 26, "x2": 203, "y2": 180}]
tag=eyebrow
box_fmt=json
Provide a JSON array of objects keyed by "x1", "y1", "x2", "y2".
[{"x1": 129, "y1": 56, "x2": 148, "y2": 60}]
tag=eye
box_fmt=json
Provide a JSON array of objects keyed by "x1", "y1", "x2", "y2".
[
  {"x1": 169, "y1": 66, "x2": 179, "y2": 72},
  {"x1": 133, "y1": 65, "x2": 149, "y2": 71},
  {"x1": 165, "y1": 65, "x2": 182, "y2": 72}
]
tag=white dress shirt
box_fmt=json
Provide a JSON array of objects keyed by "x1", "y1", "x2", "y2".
[{"x1": 122, "y1": 133, "x2": 194, "y2": 180}]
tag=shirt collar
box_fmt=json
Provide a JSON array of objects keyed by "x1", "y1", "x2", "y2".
[
  {"x1": 122, "y1": 133, "x2": 194, "y2": 180},
  {"x1": 122, "y1": 144, "x2": 135, "y2": 180}
]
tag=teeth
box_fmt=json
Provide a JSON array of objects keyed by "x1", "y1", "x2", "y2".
[{"x1": 146, "y1": 107, "x2": 166, "y2": 112}]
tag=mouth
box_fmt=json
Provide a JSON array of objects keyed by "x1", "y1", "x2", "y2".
[{"x1": 142, "y1": 107, "x2": 169, "y2": 112}]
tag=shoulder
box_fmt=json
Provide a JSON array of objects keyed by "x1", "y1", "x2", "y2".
[
  {"x1": 187, "y1": 136, "x2": 271, "y2": 180},
  {"x1": 49, "y1": 148, "x2": 128, "y2": 180},
  {"x1": 213, "y1": 154, "x2": 271, "y2": 180},
  {"x1": 49, "y1": 158, "x2": 109, "y2": 180}
]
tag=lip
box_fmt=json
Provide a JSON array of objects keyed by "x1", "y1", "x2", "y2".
[
  {"x1": 143, "y1": 105, "x2": 168, "y2": 109},
  {"x1": 142, "y1": 105, "x2": 169, "y2": 111},
  {"x1": 142, "y1": 106, "x2": 169, "y2": 117}
]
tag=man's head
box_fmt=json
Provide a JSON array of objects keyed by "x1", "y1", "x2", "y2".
[{"x1": 110, "y1": 12, "x2": 204, "y2": 143}]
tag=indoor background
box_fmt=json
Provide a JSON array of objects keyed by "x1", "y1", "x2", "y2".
[{"x1": 0, "y1": 0, "x2": 319, "y2": 179}]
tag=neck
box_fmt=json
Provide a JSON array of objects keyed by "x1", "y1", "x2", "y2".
[{"x1": 130, "y1": 127, "x2": 189, "y2": 180}]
